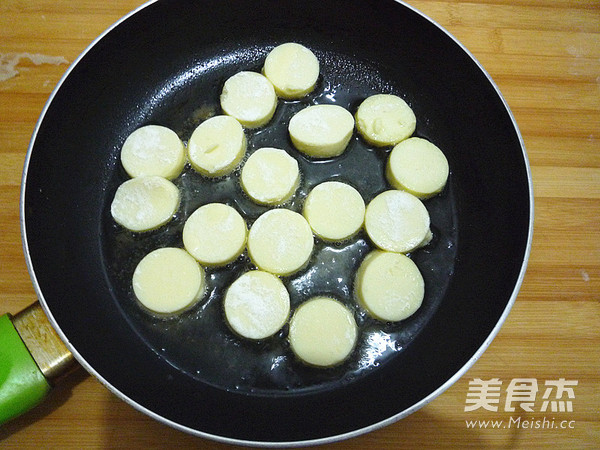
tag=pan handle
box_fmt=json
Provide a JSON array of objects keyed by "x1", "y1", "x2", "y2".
[{"x1": 0, "y1": 302, "x2": 76, "y2": 425}]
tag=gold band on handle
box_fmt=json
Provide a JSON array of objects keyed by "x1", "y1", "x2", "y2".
[{"x1": 11, "y1": 302, "x2": 77, "y2": 383}]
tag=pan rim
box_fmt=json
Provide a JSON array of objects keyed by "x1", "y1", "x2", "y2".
[{"x1": 19, "y1": 0, "x2": 534, "y2": 446}]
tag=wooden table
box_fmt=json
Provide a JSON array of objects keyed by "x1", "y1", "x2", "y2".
[{"x1": 1, "y1": 0, "x2": 598, "y2": 448}]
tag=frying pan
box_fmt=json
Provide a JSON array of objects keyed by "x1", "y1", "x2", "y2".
[{"x1": 8, "y1": 0, "x2": 532, "y2": 446}]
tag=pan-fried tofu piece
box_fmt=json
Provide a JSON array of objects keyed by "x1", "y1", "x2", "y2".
[
  {"x1": 302, "y1": 181, "x2": 365, "y2": 241},
  {"x1": 187, "y1": 115, "x2": 246, "y2": 177},
  {"x1": 110, "y1": 176, "x2": 179, "y2": 232},
  {"x1": 247, "y1": 209, "x2": 314, "y2": 276},
  {"x1": 364, "y1": 190, "x2": 430, "y2": 253},
  {"x1": 288, "y1": 104, "x2": 354, "y2": 158},
  {"x1": 263, "y1": 42, "x2": 319, "y2": 99},
  {"x1": 355, "y1": 250, "x2": 424, "y2": 322},
  {"x1": 183, "y1": 203, "x2": 247, "y2": 266},
  {"x1": 355, "y1": 94, "x2": 416, "y2": 147},
  {"x1": 220, "y1": 71, "x2": 277, "y2": 128},
  {"x1": 386, "y1": 137, "x2": 449, "y2": 199},
  {"x1": 224, "y1": 270, "x2": 290, "y2": 340},
  {"x1": 241, "y1": 147, "x2": 300, "y2": 205},
  {"x1": 289, "y1": 297, "x2": 357, "y2": 367},
  {"x1": 133, "y1": 247, "x2": 206, "y2": 314},
  {"x1": 120, "y1": 125, "x2": 185, "y2": 179}
]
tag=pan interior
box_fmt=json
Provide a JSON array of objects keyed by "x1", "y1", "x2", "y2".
[{"x1": 100, "y1": 46, "x2": 459, "y2": 395}]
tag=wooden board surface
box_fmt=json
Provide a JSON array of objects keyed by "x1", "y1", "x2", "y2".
[{"x1": 0, "y1": 0, "x2": 598, "y2": 448}]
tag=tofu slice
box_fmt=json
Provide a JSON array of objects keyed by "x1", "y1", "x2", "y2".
[
  {"x1": 386, "y1": 137, "x2": 449, "y2": 199},
  {"x1": 187, "y1": 115, "x2": 246, "y2": 177},
  {"x1": 220, "y1": 71, "x2": 277, "y2": 128},
  {"x1": 224, "y1": 270, "x2": 290, "y2": 340},
  {"x1": 183, "y1": 203, "x2": 247, "y2": 266},
  {"x1": 355, "y1": 250, "x2": 424, "y2": 322},
  {"x1": 247, "y1": 209, "x2": 314, "y2": 276},
  {"x1": 288, "y1": 104, "x2": 354, "y2": 158},
  {"x1": 364, "y1": 190, "x2": 430, "y2": 253},
  {"x1": 133, "y1": 247, "x2": 206, "y2": 314},
  {"x1": 241, "y1": 147, "x2": 300, "y2": 205},
  {"x1": 110, "y1": 175, "x2": 179, "y2": 232},
  {"x1": 120, "y1": 125, "x2": 185, "y2": 179},
  {"x1": 302, "y1": 181, "x2": 365, "y2": 241},
  {"x1": 289, "y1": 297, "x2": 357, "y2": 367},
  {"x1": 355, "y1": 94, "x2": 416, "y2": 147},
  {"x1": 263, "y1": 42, "x2": 319, "y2": 99}
]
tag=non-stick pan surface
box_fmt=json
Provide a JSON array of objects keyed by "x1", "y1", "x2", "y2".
[{"x1": 21, "y1": 0, "x2": 532, "y2": 445}]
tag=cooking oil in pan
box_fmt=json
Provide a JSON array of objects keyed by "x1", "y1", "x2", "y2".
[{"x1": 102, "y1": 50, "x2": 458, "y2": 395}]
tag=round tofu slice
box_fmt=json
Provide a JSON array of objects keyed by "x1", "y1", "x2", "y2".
[
  {"x1": 187, "y1": 115, "x2": 246, "y2": 177},
  {"x1": 365, "y1": 190, "x2": 430, "y2": 253},
  {"x1": 289, "y1": 297, "x2": 357, "y2": 367},
  {"x1": 355, "y1": 94, "x2": 416, "y2": 147},
  {"x1": 183, "y1": 203, "x2": 247, "y2": 266},
  {"x1": 220, "y1": 71, "x2": 277, "y2": 128},
  {"x1": 224, "y1": 270, "x2": 290, "y2": 340},
  {"x1": 302, "y1": 181, "x2": 365, "y2": 241},
  {"x1": 133, "y1": 247, "x2": 206, "y2": 314},
  {"x1": 110, "y1": 176, "x2": 179, "y2": 232},
  {"x1": 247, "y1": 209, "x2": 314, "y2": 276},
  {"x1": 241, "y1": 147, "x2": 300, "y2": 205},
  {"x1": 288, "y1": 104, "x2": 355, "y2": 158},
  {"x1": 263, "y1": 42, "x2": 319, "y2": 100},
  {"x1": 120, "y1": 125, "x2": 185, "y2": 179},
  {"x1": 355, "y1": 250, "x2": 424, "y2": 322},
  {"x1": 386, "y1": 137, "x2": 449, "y2": 199}
]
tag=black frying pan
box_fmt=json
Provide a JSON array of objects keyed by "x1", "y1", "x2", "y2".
[{"x1": 21, "y1": 0, "x2": 533, "y2": 445}]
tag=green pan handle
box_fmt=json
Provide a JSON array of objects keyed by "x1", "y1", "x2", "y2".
[
  {"x1": 0, "y1": 303, "x2": 75, "y2": 425},
  {"x1": 0, "y1": 313, "x2": 49, "y2": 424}
]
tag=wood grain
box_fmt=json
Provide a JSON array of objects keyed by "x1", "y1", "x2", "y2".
[{"x1": 1, "y1": 0, "x2": 598, "y2": 448}]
